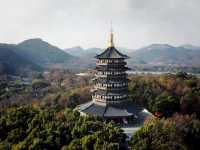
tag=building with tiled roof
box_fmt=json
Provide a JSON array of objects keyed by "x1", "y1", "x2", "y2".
[{"x1": 77, "y1": 29, "x2": 141, "y2": 123}]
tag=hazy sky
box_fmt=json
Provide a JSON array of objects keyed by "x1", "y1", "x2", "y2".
[{"x1": 0, "y1": 0, "x2": 200, "y2": 49}]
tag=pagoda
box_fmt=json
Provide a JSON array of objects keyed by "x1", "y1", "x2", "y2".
[{"x1": 78, "y1": 29, "x2": 140, "y2": 123}]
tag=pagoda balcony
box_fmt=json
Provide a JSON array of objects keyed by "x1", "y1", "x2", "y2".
[
  {"x1": 94, "y1": 82, "x2": 128, "y2": 88},
  {"x1": 96, "y1": 62, "x2": 127, "y2": 66},
  {"x1": 95, "y1": 74, "x2": 127, "y2": 79},
  {"x1": 93, "y1": 78, "x2": 129, "y2": 84},
  {"x1": 93, "y1": 86, "x2": 128, "y2": 91},
  {"x1": 92, "y1": 97, "x2": 128, "y2": 105},
  {"x1": 92, "y1": 95, "x2": 128, "y2": 102},
  {"x1": 95, "y1": 66, "x2": 131, "y2": 71},
  {"x1": 96, "y1": 71, "x2": 127, "y2": 76},
  {"x1": 92, "y1": 93, "x2": 128, "y2": 99}
]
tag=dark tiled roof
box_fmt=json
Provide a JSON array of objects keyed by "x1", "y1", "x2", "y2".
[
  {"x1": 104, "y1": 106, "x2": 132, "y2": 117},
  {"x1": 79, "y1": 101, "x2": 142, "y2": 118},
  {"x1": 79, "y1": 101, "x2": 105, "y2": 117},
  {"x1": 95, "y1": 47, "x2": 129, "y2": 59}
]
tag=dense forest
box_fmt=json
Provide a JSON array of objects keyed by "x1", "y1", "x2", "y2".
[
  {"x1": 129, "y1": 72, "x2": 200, "y2": 118},
  {"x1": 0, "y1": 71, "x2": 200, "y2": 149},
  {"x1": 0, "y1": 106, "x2": 127, "y2": 150},
  {"x1": 130, "y1": 114, "x2": 200, "y2": 150}
]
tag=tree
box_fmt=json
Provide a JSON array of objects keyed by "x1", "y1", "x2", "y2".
[
  {"x1": 0, "y1": 105, "x2": 128, "y2": 150},
  {"x1": 152, "y1": 92, "x2": 179, "y2": 117},
  {"x1": 130, "y1": 115, "x2": 200, "y2": 150},
  {"x1": 31, "y1": 79, "x2": 49, "y2": 90}
]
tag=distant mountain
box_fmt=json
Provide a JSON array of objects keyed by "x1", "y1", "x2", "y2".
[
  {"x1": 0, "y1": 44, "x2": 42, "y2": 75},
  {"x1": 2, "y1": 37, "x2": 200, "y2": 75},
  {"x1": 63, "y1": 46, "x2": 85, "y2": 57},
  {"x1": 128, "y1": 44, "x2": 200, "y2": 66},
  {"x1": 64, "y1": 44, "x2": 200, "y2": 67},
  {"x1": 64, "y1": 47, "x2": 134, "y2": 58},
  {"x1": 16, "y1": 38, "x2": 75, "y2": 68},
  {"x1": 64, "y1": 47, "x2": 102, "y2": 58},
  {"x1": 179, "y1": 44, "x2": 200, "y2": 51}
]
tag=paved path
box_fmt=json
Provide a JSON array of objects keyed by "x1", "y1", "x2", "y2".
[{"x1": 121, "y1": 109, "x2": 152, "y2": 138}]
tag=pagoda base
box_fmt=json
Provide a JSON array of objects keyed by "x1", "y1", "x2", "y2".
[{"x1": 76, "y1": 100, "x2": 142, "y2": 120}]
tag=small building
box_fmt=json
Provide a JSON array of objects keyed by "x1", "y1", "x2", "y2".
[{"x1": 77, "y1": 30, "x2": 141, "y2": 124}]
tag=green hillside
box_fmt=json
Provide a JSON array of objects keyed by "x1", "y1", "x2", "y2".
[
  {"x1": 0, "y1": 44, "x2": 42, "y2": 75},
  {"x1": 16, "y1": 38, "x2": 75, "y2": 67}
]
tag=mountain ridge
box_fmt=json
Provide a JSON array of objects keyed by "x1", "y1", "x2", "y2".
[
  {"x1": 1, "y1": 38, "x2": 200, "y2": 75},
  {"x1": 16, "y1": 38, "x2": 75, "y2": 67},
  {"x1": 0, "y1": 44, "x2": 42, "y2": 75},
  {"x1": 64, "y1": 43, "x2": 200, "y2": 67}
]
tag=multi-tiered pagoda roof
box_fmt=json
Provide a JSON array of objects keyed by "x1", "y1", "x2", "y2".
[
  {"x1": 78, "y1": 30, "x2": 141, "y2": 120},
  {"x1": 95, "y1": 46, "x2": 129, "y2": 59}
]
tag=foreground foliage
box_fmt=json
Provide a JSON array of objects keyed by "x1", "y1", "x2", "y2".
[
  {"x1": 0, "y1": 106, "x2": 127, "y2": 150},
  {"x1": 129, "y1": 73, "x2": 200, "y2": 118},
  {"x1": 130, "y1": 114, "x2": 200, "y2": 150}
]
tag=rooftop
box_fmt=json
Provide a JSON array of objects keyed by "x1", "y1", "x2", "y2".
[
  {"x1": 95, "y1": 46, "x2": 129, "y2": 59},
  {"x1": 78, "y1": 101, "x2": 141, "y2": 118}
]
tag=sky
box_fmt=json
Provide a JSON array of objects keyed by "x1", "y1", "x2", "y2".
[{"x1": 0, "y1": 0, "x2": 200, "y2": 49}]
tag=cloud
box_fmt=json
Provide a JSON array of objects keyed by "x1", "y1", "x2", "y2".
[{"x1": 0, "y1": 0, "x2": 200, "y2": 49}]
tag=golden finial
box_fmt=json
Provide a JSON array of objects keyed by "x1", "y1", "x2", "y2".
[{"x1": 109, "y1": 21, "x2": 114, "y2": 47}]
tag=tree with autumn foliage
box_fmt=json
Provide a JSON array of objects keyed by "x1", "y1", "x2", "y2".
[{"x1": 130, "y1": 114, "x2": 200, "y2": 150}]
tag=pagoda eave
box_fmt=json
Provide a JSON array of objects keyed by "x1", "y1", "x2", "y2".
[{"x1": 78, "y1": 101, "x2": 142, "y2": 118}]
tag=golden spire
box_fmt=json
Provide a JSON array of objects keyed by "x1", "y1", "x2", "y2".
[{"x1": 108, "y1": 22, "x2": 114, "y2": 47}]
